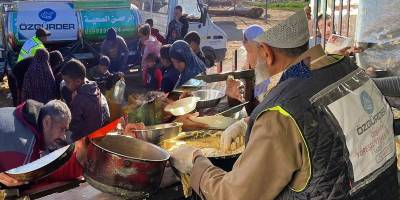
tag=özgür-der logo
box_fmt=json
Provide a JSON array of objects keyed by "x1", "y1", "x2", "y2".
[
  {"x1": 39, "y1": 8, "x2": 56, "y2": 22},
  {"x1": 360, "y1": 91, "x2": 374, "y2": 115}
]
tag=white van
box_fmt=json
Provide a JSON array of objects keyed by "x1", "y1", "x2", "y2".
[{"x1": 137, "y1": 0, "x2": 228, "y2": 62}]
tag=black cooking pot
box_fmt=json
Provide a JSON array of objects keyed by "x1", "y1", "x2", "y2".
[{"x1": 208, "y1": 153, "x2": 240, "y2": 171}]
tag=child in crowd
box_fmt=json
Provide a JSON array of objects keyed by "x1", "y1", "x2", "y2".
[
  {"x1": 184, "y1": 31, "x2": 215, "y2": 68},
  {"x1": 138, "y1": 24, "x2": 161, "y2": 70},
  {"x1": 145, "y1": 19, "x2": 167, "y2": 45},
  {"x1": 143, "y1": 53, "x2": 163, "y2": 91},
  {"x1": 61, "y1": 59, "x2": 103, "y2": 142},
  {"x1": 159, "y1": 45, "x2": 180, "y2": 92},
  {"x1": 88, "y1": 55, "x2": 124, "y2": 93}
]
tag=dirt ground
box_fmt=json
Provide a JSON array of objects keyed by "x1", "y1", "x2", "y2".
[
  {"x1": 212, "y1": 9, "x2": 295, "y2": 72},
  {"x1": 0, "y1": 9, "x2": 294, "y2": 108}
]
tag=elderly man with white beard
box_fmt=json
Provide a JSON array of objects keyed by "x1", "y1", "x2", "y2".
[
  {"x1": 226, "y1": 24, "x2": 270, "y2": 104},
  {"x1": 169, "y1": 11, "x2": 398, "y2": 200}
]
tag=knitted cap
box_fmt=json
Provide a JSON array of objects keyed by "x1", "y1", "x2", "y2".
[{"x1": 255, "y1": 11, "x2": 309, "y2": 48}]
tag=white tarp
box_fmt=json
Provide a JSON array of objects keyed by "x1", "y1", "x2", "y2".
[
  {"x1": 16, "y1": 2, "x2": 78, "y2": 41},
  {"x1": 355, "y1": 0, "x2": 400, "y2": 43},
  {"x1": 355, "y1": 0, "x2": 400, "y2": 73},
  {"x1": 356, "y1": 42, "x2": 400, "y2": 74}
]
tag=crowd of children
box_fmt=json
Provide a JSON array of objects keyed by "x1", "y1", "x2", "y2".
[
  {"x1": 139, "y1": 19, "x2": 212, "y2": 92},
  {"x1": 6, "y1": 5, "x2": 213, "y2": 143}
]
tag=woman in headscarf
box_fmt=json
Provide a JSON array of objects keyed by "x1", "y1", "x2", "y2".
[
  {"x1": 169, "y1": 40, "x2": 206, "y2": 88},
  {"x1": 49, "y1": 51, "x2": 64, "y2": 74},
  {"x1": 21, "y1": 48, "x2": 58, "y2": 104},
  {"x1": 49, "y1": 50, "x2": 65, "y2": 92},
  {"x1": 12, "y1": 51, "x2": 64, "y2": 104}
]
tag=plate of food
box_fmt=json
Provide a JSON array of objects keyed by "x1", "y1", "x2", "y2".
[
  {"x1": 161, "y1": 131, "x2": 244, "y2": 195},
  {"x1": 160, "y1": 131, "x2": 244, "y2": 159}
]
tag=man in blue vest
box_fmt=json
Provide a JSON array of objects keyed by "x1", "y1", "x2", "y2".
[
  {"x1": 170, "y1": 11, "x2": 398, "y2": 199},
  {"x1": 17, "y1": 28, "x2": 50, "y2": 62}
]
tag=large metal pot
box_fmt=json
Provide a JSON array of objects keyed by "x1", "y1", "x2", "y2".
[
  {"x1": 131, "y1": 122, "x2": 182, "y2": 145},
  {"x1": 85, "y1": 135, "x2": 170, "y2": 198}
]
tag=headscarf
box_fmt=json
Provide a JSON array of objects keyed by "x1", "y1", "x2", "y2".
[
  {"x1": 49, "y1": 50, "x2": 64, "y2": 74},
  {"x1": 21, "y1": 48, "x2": 58, "y2": 104},
  {"x1": 169, "y1": 40, "x2": 206, "y2": 87},
  {"x1": 106, "y1": 28, "x2": 117, "y2": 41}
]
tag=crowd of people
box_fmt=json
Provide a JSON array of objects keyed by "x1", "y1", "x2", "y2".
[
  {"x1": 0, "y1": 4, "x2": 211, "y2": 188},
  {"x1": 137, "y1": 5, "x2": 213, "y2": 91},
  {"x1": 1, "y1": 4, "x2": 400, "y2": 200}
]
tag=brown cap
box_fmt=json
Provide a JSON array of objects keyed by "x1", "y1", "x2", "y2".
[{"x1": 35, "y1": 27, "x2": 51, "y2": 37}]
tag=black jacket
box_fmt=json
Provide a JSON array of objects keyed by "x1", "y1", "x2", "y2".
[
  {"x1": 166, "y1": 16, "x2": 189, "y2": 44},
  {"x1": 248, "y1": 57, "x2": 398, "y2": 200}
]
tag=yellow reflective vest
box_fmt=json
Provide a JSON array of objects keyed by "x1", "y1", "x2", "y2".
[{"x1": 17, "y1": 36, "x2": 45, "y2": 62}]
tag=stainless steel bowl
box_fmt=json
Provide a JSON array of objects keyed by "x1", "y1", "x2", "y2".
[
  {"x1": 164, "y1": 97, "x2": 199, "y2": 116},
  {"x1": 192, "y1": 89, "x2": 225, "y2": 109},
  {"x1": 131, "y1": 122, "x2": 183, "y2": 144}
]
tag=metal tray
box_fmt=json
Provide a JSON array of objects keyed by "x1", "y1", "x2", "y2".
[{"x1": 5, "y1": 144, "x2": 75, "y2": 182}]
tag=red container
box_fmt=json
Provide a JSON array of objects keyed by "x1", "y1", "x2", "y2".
[{"x1": 85, "y1": 135, "x2": 170, "y2": 196}]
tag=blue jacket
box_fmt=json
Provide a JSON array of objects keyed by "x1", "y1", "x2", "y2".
[{"x1": 161, "y1": 65, "x2": 180, "y2": 92}]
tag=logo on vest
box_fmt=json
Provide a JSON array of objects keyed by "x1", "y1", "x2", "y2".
[
  {"x1": 360, "y1": 91, "x2": 374, "y2": 115},
  {"x1": 39, "y1": 8, "x2": 57, "y2": 22}
]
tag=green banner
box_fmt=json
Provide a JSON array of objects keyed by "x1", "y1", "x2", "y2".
[
  {"x1": 81, "y1": 8, "x2": 139, "y2": 41},
  {"x1": 73, "y1": 0, "x2": 131, "y2": 9}
]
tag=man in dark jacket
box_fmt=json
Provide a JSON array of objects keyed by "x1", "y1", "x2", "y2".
[
  {"x1": 61, "y1": 59, "x2": 103, "y2": 142},
  {"x1": 100, "y1": 28, "x2": 129, "y2": 73},
  {"x1": 166, "y1": 6, "x2": 189, "y2": 44},
  {"x1": 0, "y1": 100, "x2": 83, "y2": 187}
]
